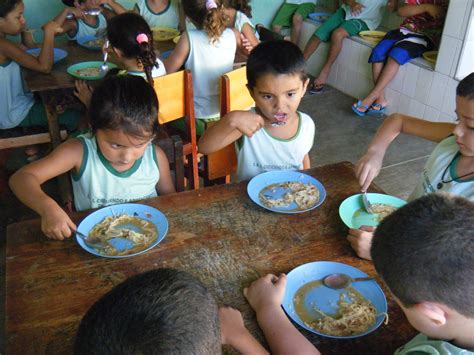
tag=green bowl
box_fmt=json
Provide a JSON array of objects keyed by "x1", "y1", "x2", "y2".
[
  {"x1": 67, "y1": 61, "x2": 117, "y2": 80},
  {"x1": 339, "y1": 193, "x2": 406, "y2": 229}
]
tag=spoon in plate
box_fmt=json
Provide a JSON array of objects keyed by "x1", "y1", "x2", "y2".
[
  {"x1": 99, "y1": 40, "x2": 110, "y2": 76},
  {"x1": 322, "y1": 273, "x2": 375, "y2": 289}
]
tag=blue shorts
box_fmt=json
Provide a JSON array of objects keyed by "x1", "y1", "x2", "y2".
[{"x1": 369, "y1": 29, "x2": 433, "y2": 65}]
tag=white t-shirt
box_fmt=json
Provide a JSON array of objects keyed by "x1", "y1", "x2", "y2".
[
  {"x1": 342, "y1": 0, "x2": 386, "y2": 30},
  {"x1": 234, "y1": 11, "x2": 259, "y2": 40},
  {"x1": 135, "y1": 0, "x2": 180, "y2": 29},
  {"x1": 128, "y1": 58, "x2": 166, "y2": 78},
  {"x1": 408, "y1": 135, "x2": 474, "y2": 202},
  {"x1": 236, "y1": 110, "x2": 315, "y2": 181}
]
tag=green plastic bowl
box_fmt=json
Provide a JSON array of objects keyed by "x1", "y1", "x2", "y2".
[
  {"x1": 67, "y1": 61, "x2": 117, "y2": 81},
  {"x1": 339, "y1": 193, "x2": 406, "y2": 229}
]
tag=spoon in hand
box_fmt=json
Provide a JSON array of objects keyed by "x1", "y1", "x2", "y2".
[
  {"x1": 66, "y1": 8, "x2": 102, "y2": 19},
  {"x1": 323, "y1": 273, "x2": 374, "y2": 289}
]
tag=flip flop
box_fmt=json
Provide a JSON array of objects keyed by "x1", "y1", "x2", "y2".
[
  {"x1": 351, "y1": 100, "x2": 369, "y2": 116},
  {"x1": 309, "y1": 83, "x2": 324, "y2": 94},
  {"x1": 367, "y1": 103, "x2": 386, "y2": 116}
]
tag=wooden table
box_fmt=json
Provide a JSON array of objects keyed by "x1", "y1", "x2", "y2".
[{"x1": 6, "y1": 162, "x2": 416, "y2": 354}]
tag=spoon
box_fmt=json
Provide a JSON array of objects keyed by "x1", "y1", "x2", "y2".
[
  {"x1": 271, "y1": 121, "x2": 287, "y2": 127},
  {"x1": 99, "y1": 40, "x2": 110, "y2": 76},
  {"x1": 322, "y1": 273, "x2": 375, "y2": 289},
  {"x1": 66, "y1": 8, "x2": 102, "y2": 19},
  {"x1": 362, "y1": 192, "x2": 375, "y2": 214},
  {"x1": 75, "y1": 229, "x2": 135, "y2": 253}
]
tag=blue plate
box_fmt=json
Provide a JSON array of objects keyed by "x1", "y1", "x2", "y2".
[
  {"x1": 282, "y1": 261, "x2": 387, "y2": 339},
  {"x1": 247, "y1": 171, "x2": 326, "y2": 213},
  {"x1": 339, "y1": 193, "x2": 406, "y2": 229},
  {"x1": 26, "y1": 48, "x2": 68, "y2": 63},
  {"x1": 308, "y1": 12, "x2": 331, "y2": 24},
  {"x1": 161, "y1": 50, "x2": 172, "y2": 59},
  {"x1": 76, "y1": 203, "x2": 168, "y2": 258},
  {"x1": 76, "y1": 35, "x2": 104, "y2": 50}
]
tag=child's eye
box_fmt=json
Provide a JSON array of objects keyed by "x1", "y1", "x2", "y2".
[
  {"x1": 287, "y1": 92, "x2": 296, "y2": 98},
  {"x1": 110, "y1": 144, "x2": 121, "y2": 149},
  {"x1": 262, "y1": 94, "x2": 272, "y2": 100}
]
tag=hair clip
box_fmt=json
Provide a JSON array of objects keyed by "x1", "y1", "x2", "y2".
[
  {"x1": 205, "y1": 0, "x2": 217, "y2": 10},
  {"x1": 117, "y1": 69, "x2": 128, "y2": 77},
  {"x1": 136, "y1": 33, "x2": 149, "y2": 44}
]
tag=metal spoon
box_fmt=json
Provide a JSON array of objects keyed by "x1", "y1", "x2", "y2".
[
  {"x1": 323, "y1": 273, "x2": 375, "y2": 289},
  {"x1": 362, "y1": 192, "x2": 374, "y2": 214},
  {"x1": 75, "y1": 230, "x2": 109, "y2": 249},
  {"x1": 66, "y1": 8, "x2": 102, "y2": 19},
  {"x1": 99, "y1": 40, "x2": 110, "y2": 76}
]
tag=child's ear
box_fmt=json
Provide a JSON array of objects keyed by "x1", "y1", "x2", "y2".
[{"x1": 414, "y1": 302, "x2": 447, "y2": 326}]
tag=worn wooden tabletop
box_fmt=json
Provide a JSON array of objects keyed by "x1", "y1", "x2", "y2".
[{"x1": 6, "y1": 162, "x2": 416, "y2": 354}]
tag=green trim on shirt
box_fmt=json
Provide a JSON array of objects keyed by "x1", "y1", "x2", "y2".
[
  {"x1": 263, "y1": 112, "x2": 302, "y2": 142},
  {"x1": 451, "y1": 152, "x2": 474, "y2": 183},
  {"x1": 0, "y1": 59, "x2": 12, "y2": 67},
  {"x1": 72, "y1": 137, "x2": 89, "y2": 181},
  {"x1": 152, "y1": 143, "x2": 159, "y2": 167},
  {"x1": 96, "y1": 137, "x2": 143, "y2": 177},
  {"x1": 145, "y1": 0, "x2": 171, "y2": 15}
]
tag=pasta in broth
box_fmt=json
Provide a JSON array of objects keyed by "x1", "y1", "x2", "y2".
[
  {"x1": 88, "y1": 215, "x2": 157, "y2": 256},
  {"x1": 259, "y1": 182, "x2": 319, "y2": 210}
]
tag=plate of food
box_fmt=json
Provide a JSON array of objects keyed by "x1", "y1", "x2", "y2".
[
  {"x1": 76, "y1": 203, "x2": 168, "y2": 258},
  {"x1": 247, "y1": 171, "x2": 326, "y2": 213},
  {"x1": 308, "y1": 12, "x2": 331, "y2": 24},
  {"x1": 282, "y1": 261, "x2": 388, "y2": 339},
  {"x1": 77, "y1": 35, "x2": 105, "y2": 50},
  {"x1": 423, "y1": 51, "x2": 438, "y2": 64},
  {"x1": 151, "y1": 27, "x2": 180, "y2": 42},
  {"x1": 172, "y1": 35, "x2": 181, "y2": 44},
  {"x1": 26, "y1": 47, "x2": 68, "y2": 63},
  {"x1": 67, "y1": 61, "x2": 117, "y2": 80},
  {"x1": 339, "y1": 193, "x2": 406, "y2": 229},
  {"x1": 359, "y1": 30, "x2": 386, "y2": 44}
]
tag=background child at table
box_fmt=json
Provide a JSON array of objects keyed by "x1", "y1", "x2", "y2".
[
  {"x1": 74, "y1": 268, "x2": 268, "y2": 354},
  {"x1": 199, "y1": 40, "x2": 314, "y2": 181},
  {"x1": 54, "y1": 0, "x2": 126, "y2": 41},
  {"x1": 348, "y1": 72, "x2": 474, "y2": 260},
  {"x1": 243, "y1": 193, "x2": 474, "y2": 354},
  {"x1": 352, "y1": 0, "x2": 448, "y2": 116},
  {"x1": 0, "y1": 0, "x2": 81, "y2": 135},
  {"x1": 222, "y1": 0, "x2": 259, "y2": 48},
  {"x1": 303, "y1": 0, "x2": 393, "y2": 93},
  {"x1": 133, "y1": 0, "x2": 184, "y2": 30},
  {"x1": 163, "y1": 0, "x2": 244, "y2": 136},
  {"x1": 10, "y1": 74, "x2": 175, "y2": 240},
  {"x1": 271, "y1": 0, "x2": 316, "y2": 45}
]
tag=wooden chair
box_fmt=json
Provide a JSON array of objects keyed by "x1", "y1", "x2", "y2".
[
  {"x1": 0, "y1": 128, "x2": 68, "y2": 150},
  {"x1": 153, "y1": 135, "x2": 185, "y2": 192},
  {"x1": 204, "y1": 66, "x2": 255, "y2": 184},
  {"x1": 153, "y1": 70, "x2": 199, "y2": 190}
]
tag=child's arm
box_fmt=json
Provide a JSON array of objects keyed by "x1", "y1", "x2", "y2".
[
  {"x1": 356, "y1": 113, "x2": 455, "y2": 192},
  {"x1": 347, "y1": 225, "x2": 376, "y2": 260},
  {"x1": 303, "y1": 154, "x2": 311, "y2": 169},
  {"x1": 244, "y1": 274, "x2": 321, "y2": 355},
  {"x1": 9, "y1": 139, "x2": 84, "y2": 240},
  {"x1": 154, "y1": 145, "x2": 177, "y2": 195},
  {"x1": 99, "y1": 0, "x2": 128, "y2": 18},
  {"x1": 198, "y1": 110, "x2": 264, "y2": 155},
  {"x1": 241, "y1": 23, "x2": 259, "y2": 49},
  {"x1": 0, "y1": 21, "x2": 63, "y2": 73},
  {"x1": 398, "y1": 3, "x2": 446, "y2": 19},
  {"x1": 53, "y1": 7, "x2": 81, "y2": 36},
  {"x1": 163, "y1": 32, "x2": 190, "y2": 73},
  {"x1": 20, "y1": 29, "x2": 37, "y2": 49},
  {"x1": 219, "y1": 306, "x2": 269, "y2": 355}
]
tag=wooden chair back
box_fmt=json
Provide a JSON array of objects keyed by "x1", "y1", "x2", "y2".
[
  {"x1": 153, "y1": 70, "x2": 199, "y2": 190},
  {"x1": 0, "y1": 128, "x2": 68, "y2": 150},
  {"x1": 154, "y1": 135, "x2": 185, "y2": 192}
]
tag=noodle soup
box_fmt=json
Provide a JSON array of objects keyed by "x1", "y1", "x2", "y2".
[{"x1": 258, "y1": 182, "x2": 320, "y2": 211}]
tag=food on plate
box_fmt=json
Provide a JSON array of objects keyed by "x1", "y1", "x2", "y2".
[
  {"x1": 371, "y1": 203, "x2": 397, "y2": 220},
  {"x1": 83, "y1": 38, "x2": 104, "y2": 47},
  {"x1": 259, "y1": 181, "x2": 319, "y2": 210},
  {"x1": 75, "y1": 67, "x2": 101, "y2": 77}
]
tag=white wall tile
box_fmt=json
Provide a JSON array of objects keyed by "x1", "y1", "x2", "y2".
[
  {"x1": 437, "y1": 113, "x2": 457, "y2": 123},
  {"x1": 467, "y1": 6, "x2": 474, "y2": 41},
  {"x1": 388, "y1": 64, "x2": 406, "y2": 92},
  {"x1": 336, "y1": 65, "x2": 348, "y2": 92},
  {"x1": 344, "y1": 69, "x2": 359, "y2": 97},
  {"x1": 414, "y1": 68, "x2": 434, "y2": 104},
  {"x1": 402, "y1": 64, "x2": 420, "y2": 98},
  {"x1": 399, "y1": 94, "x2": 412, "y2": 115},
  {"x1": 327, "y1": 63, "x2": 338, "y2": 86},
  {"x1": 424, "y1": 106, "x2": 440, "y2": 122},
  {"x1": 443, "y1": 0, "x2": 470, "y2": 39},
  {"x1": 337, "y1": 38, "x2": 351, "y2": 66},
  {"x1": 427, "y1": 72, "x2": 448, "y2": 110},
  {"x1": 409, "y1": 99, "x2": 427, "y2": 118},
  {"x1": 436, "y1": 35, "x2": 461, "y2": 75},
  {"x1": 456, "y1": 40, "x2": 474, "y2": 80},
  {"x1": 385, "y1": 88, "x2": 401, "y2": 114},
  {"x1": 450, "y1": 39, "x2": 463, "y2": 78},
  {"x1": 441, "y1": 78, "x2": 459, "y2": 117},
  {"x1": 348, "y1": 41, "x2": 362, "y2": 70}
]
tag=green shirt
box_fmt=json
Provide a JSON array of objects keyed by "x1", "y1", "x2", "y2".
[{"x1": 395, "y1": 334, "x2": 474, "y2": 355}]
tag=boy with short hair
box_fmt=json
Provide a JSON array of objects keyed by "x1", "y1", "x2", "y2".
[
  {"x1": 74, "y1": 268, "x2": 268, "y2": 354},
  {"x1": 271, "y1": 0, "x2": 316, "y2": 45},
  {"x1": 244, "y1": 193, "x2": 474, "y2": 354},
  {"x1": 198, "y1": 40, "x2": 315, "y2": 181}
]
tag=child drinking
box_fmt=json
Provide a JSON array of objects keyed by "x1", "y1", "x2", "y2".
[
  {"x1": 10, "y1": 74, "x2": 176, "y2": 240},
  {"x1": 198, "y1": 40, "x2": 315, "y2": 181},
  {"x1": 133, "y1": 0, "x2": 183, "y2": 30}
]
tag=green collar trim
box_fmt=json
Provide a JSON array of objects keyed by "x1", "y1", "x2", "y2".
[
  {"x1": 72, "y1": 137, "x2": 88, "y2": 181},
  {"x1": 82, "y1": 16, "x2": 101, "y2": 29},
  {"x1": 450, "y1": 152, "x2": 474, "y2": 182},
  {"x1": 146, "y1": 0, "x2": 171, "y2": 15},
  {"x1": 96, "y1": 137, "x2": 143, "y2": 177},
  {"x1": 263, "y1": 112, "x2": 302, "y2": 142},
  {"x1": 0, "y1": 59, "x2": 12, "y2": 67}
]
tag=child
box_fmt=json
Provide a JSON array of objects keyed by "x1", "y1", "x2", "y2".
[
  {"x1": 133, "y1": 0, "x2": 183, "y2": 30},
  {"x1": 198, "y1": 40, "x2": 315, "y2": 181},
  {"x1": 348, "y1": 72, "x2": 474, "y2": 260},
  {"x1": 74, "y1": 268, "x2": 269, "y2": 354},
  {"x1": 271, "y1": 0, "x2": 316, "y2": 45},
  {"x1": 303, "y1": 0, "x2": 392, "y2": 93},
  {"x1": 244, "y1": 193, "x2": 474, "y2": 354},
  {"x1": 222, "y1": 0, "x2": 259, "y2": 48},
  {"x1": 54, "y1": 0, "x2": 126, "y2": 41},
  {"x1": 163, "y1": 0, "x2": 244, "y2": 136},
  {"x1": 0, "y1": 0, "x2": 80, "y2": 133},
  {"x1": 352, "y1": 0, "x2": 448, "y2": 115},
  {"x1": 9, "y1": 75, "x2": 176, "y2": 240}
]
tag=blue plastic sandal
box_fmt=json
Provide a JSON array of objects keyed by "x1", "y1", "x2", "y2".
[
  {"x1": 367, "y1": 103, "x2": 386, "y2": 116},
  {"x1": 351, "y1": 100, "x2": 369, "y2": 116}
]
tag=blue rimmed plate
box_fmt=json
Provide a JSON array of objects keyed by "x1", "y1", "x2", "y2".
[
  {"x1": 308, "y1": 12, "x2": 331, "y2": 24},
  {"x1": 77, "y1": 35, "x2": 104, "y2": 50},
  {"x1": 247, "y1": 171, "x2": 326, "y2": 213},
  {"x1": 339, "y1": 193, "x2": 406, "y2": 229},
  {"x1": 76, "y1": 203, "x2": 168, "y2": 258},
  {"x1": 282, "y1": 261, "x2": 387, "y2": 339},
  {"x1": 26, "y1": 48, "x2": 68, "y2": 63}
]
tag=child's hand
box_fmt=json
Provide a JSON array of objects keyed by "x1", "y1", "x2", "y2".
[
  {"x1": 41, "y1": 206, "x2": 77, "y2": 240},
  {"x1": 244, "y1": 274, "x2": 286, "y2": 313},
  {"x1": 355, "y1": 151, "x2": 383, "y2": 192},
  {"x1": 347, "y1": 226, "x2": 375, "y2": 260},
  {"x1": 67, "y1": 6, "x2": 85, "y2": 20},
  {"x1": 350, "y1": 2, "x2": 365, "y2": 16},
  {"x1": 42, "y1": 21, "x2": 64, "y2": 36},
  {"x1": 219, "y1": 306, "x2": 247, "y2": 346},
  {"x1": 424, "y1": 4, "x2": 446, "y2": 19},
  {"x1": 74, "y1": 80, "x2": 93, "y2": 108},
  {"x1": 241, "y1": 33, "x2": 253, "y2": 56},
  {"x1": 231, "y1": 111, "x2": 264, "y2": 137}
]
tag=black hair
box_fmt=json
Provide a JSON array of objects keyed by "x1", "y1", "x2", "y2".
[
  {"x1": 0, "y1": 0, "x2": 21, "y2": 17},
  {"x1": 222, "y1": 0, "x2": 252, "y2": 17},
  {"x1": 74, "y1": 268, "x2": 221, "y2": 355},
  {"x1": 182, "y1": 0, "x2": 228, "y2": 43},
  {"x1": 456, "y1": 72, "x2": 474, "y2": 100},
  {"x1": 246, "y1": 40, "x2": 308, "y2": 88},
  {"x1": 61, "y1": 0, "x2": 74, "y2": 6},
  {"x1": 371, "y1": 193, "x2": 474, "y2": 318},
  {"x1": 89, "y1": 73, "x2": 159, "y2": 138},
  {"x1": 107, "y1": 12, "x2": 159, "y2": 86}
]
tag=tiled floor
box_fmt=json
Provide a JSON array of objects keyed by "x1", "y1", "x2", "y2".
[{"x1": 0, "y1": 86, "x2": 436, "y2": 352}]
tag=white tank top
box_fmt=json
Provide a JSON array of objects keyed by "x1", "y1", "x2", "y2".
[
  {"x1": 0, "y1": 60, "x2": 34, "y2": 129},
  {"x1": 128, "y1": 58, "x2": 167, "y2": 78},
  {"x1": 136, "y1": 0, "x2": 180, "y2": 29},
  {"x1": 234, "y1": 11, "x2": 259, "y2": 40},
  {"x1": 68, "y1": 14, "x2": 107, "y2": 40},
  {"x1": 185, "y1": 28, "x2": 236, "y2": 119}
]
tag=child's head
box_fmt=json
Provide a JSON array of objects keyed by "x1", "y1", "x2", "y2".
[
  {"x1": 182, "y1": 0, "x2": 228, "y2": 43},
  {"x1": 371, "y1": 193, "x2": 474, "y2": 339},
  {"x1": 107, "y1": 12, "x2": 158, "y2": 85},
  {"x1": 0, "y1": 0, "x2": 25, "y2": 35},
  {"x1": 453, "y1": 72, "x2": 474, "y2": 158},
  {"x1": 222, "y1": 0, "x2": 252, "y2": 17},
  {"x1": 74, "y1": 268, "x2": 221, "y2": 354}
]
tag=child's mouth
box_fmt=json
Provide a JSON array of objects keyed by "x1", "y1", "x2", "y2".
[{"x1": 273, "y1": 113, "x2": 288, "y2": 122}]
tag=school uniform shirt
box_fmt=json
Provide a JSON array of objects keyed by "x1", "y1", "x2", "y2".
[
  {"x1": 286, "y1": 0, "x2": 316, "y2": 4},
  {"x1": 342, "y1": 0, "x2": 387, "y2": 30},
  {"x1": 0, "y1": 60, "x2": 35, "y2": 129},
  {"x1": 127, "y1": 58, "x2": 167, "y2": 78},
  {"x1": 408, "y1": 135, "x2": 474, "y2": 202},
  {"x1": 185, "y1": 28, "x2": 236, "y2": 119},
  {"x1": 236, "y1": 110, "x2": 315, "y2": 181},
  {"x1": 67, "y1": 14, "x2": 107, "y2": 40},
  {"x1": 234, "y1": 11, "x2": 260, "y2": 40},
  {"x1": 135, "y1": 0, "x2": 180, "y2": 29},
  {"x1": 71, "y1": 133, "x2": 159, "y2": 211},
  {"x1": 395, "y1": 333, "x2": 474, "y2": 355}
]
